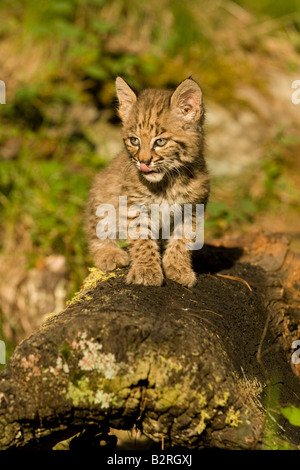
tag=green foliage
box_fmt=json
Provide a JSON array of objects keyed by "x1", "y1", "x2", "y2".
[
  {"x1": 281, "y1": 406, "x2": 300, "y2": 427},
  {"x1": 206, "y1": 196, "x2": 258, "y2": 235},
  {"x1": 237, "y1": 0, "x2": 300, "y2": 20},
  {"x1": 0, "y1": 127, "x2": 105, "y2": 289},
  {"x1": 261, "y1": 378, "x2": 297, "y2": 450}
]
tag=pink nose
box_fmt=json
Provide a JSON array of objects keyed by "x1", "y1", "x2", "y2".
[{"x1": 140, "y1": 162, "x2": 152, "y2": 173}]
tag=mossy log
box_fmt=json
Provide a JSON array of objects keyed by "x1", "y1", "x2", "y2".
[{"x1": 0, "y1": 232, "x2": 300, "y2": 450}]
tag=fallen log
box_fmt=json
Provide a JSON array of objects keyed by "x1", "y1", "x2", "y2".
[{"x1": 0, "y1": 232, "x2": 299, "y2": 450}]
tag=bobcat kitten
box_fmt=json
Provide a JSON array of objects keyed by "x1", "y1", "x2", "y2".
[{"x1": 87, "y1": 77, "x2": 210, "y2": 287}]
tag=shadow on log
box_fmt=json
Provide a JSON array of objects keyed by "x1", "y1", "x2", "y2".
[{"x1": 0, "y1": 232, "x2": 299, "y2": 450}]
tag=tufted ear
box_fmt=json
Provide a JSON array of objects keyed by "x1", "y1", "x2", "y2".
[
  {"x1": 170, "y1": 78, "x2": 202, "y2": 122},
  {"x1": 115, "y1": 77, "x2": 137, "y2": 121}
]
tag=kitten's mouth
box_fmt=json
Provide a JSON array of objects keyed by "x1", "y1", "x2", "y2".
[
  {"x1": 139, "y1": 162, "x2": 155, "y2": 173},
  {"x1": 137, "y1": 162, "x2": 164, "y2": 181}
]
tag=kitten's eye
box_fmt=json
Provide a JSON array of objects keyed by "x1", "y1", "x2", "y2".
[
  {"x1": 155, "y1": 138, "x2": 167, "y2": 147},
  {"x1": 129, "y1": 137, "x2": 140, "y2": 146}
]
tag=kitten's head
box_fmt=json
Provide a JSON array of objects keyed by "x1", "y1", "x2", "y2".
[{"x1": 116, "y1": 77, "x2": 204, "y2": 183}]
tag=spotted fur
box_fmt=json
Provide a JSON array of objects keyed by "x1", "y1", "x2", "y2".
[{"x1": 86, "y1": 77, "x2": 210, "y2": 287}]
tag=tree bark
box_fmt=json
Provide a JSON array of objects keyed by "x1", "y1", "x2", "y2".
[{"x1": 0, "y1": 232, "x2": 299, "y2": 450}]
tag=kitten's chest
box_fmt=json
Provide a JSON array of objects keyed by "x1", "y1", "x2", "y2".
[
  {"x1": 156, "y1": 187, "x2": 190, "y2": 206},
  {"x1": 128, "y1": 177, "x2": 200, "y2": 208},
  {"x1": 127, "y1": 185, "x2": 190, "y2": 208}
]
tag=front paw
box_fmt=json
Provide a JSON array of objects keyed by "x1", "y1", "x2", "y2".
[
  {"x1": 163, "y1": 259, "x2": 197, "y2": 288},
  {"x1": 126, "y1": 264, "x2": 164, "y2": 286},
  {"x1": 94, "y1": 248, "x2": 129, "y2": 271}
]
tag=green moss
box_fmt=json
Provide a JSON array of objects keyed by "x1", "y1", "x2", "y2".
[
  {"x1": 196, "y1": 410, "x2": 211, "y2": 434},
  {"x1": 66, "y1": 377, "x2": 95, "y2": 406},
  {"x1": 84, "y1": 295, "x2": 93, "y2": 301},
  {"x1": 214, "y1": 391, "x2": 230, "y2": 407},
  {"x1": 154, "y1": 387, "x2": 182, "y2": 412},
  {"x1": 225, "y1": 407, "x2": 242, "y2": 428},
  {"x1": 147, "y1": 355, "x2": 184, "y2": 388},
  {"x1": 60, "y1": 344, "x2": 71, "y2": 362},
  {"x1": 66, "y1": 376, "x2": 114, "y2": 409},
  {"x1": 71, "y1": 370, "x2": 85, "y2": 386},
  {"x1": 159, "y1": 355, "x2": 183, "y2": 373},
  {"x1": 83, "y1": 267, "x2": 118, "y2": 288},
  {"x1": 43, "y1": 312, "x2": 58, "y2": 322},
  {"x1": 195, "y1": 391, "x2": 207, "y2": 408},
  {"x1": 66, "y1": 267, "x2": 119, "y2": 306}
]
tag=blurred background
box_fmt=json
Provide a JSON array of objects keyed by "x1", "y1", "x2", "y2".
[{"x1": 0, "y1": 0, "x2": 300, "y2": 360}]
